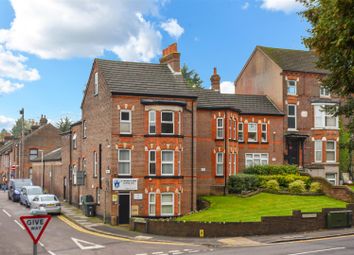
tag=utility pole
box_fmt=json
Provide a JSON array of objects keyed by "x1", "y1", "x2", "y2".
[{"x1": 19, "y1": 108, "x2": 24, "y2": 178}]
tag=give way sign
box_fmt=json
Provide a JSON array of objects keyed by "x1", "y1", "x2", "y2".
[{"x1": 20, "y1": 215, "x2": 52, "y2": 244}]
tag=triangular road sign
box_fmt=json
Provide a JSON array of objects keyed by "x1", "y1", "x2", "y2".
[
  {"x1": 20, "y1": 215, "x2": 51, "y2": 244},
  {"x1": 71, "y1": 237, "x2": 105, "y2": 250}
]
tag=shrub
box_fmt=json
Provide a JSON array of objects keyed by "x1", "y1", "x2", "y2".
[
  {"x1": 265, "y1": 180, "x2": 280, "y2": 192},
  {"x1": 228, "y1": 174, "x2": 260, "y2": 194},
  {"x1": 289, "y1": 180, "x2": 306, "y2": 194},
  {"x1": 258, "y1": 174, "x2": 311, "y2": 189},
  {"x1": 310, "y1": 182, "x2": 322, "y2": 193},
  {"x1": 244, "y1": 165, "x2": 298, "y2": 175}
]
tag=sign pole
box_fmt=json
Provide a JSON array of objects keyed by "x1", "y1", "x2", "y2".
[{"x1": 33, "y1": 243, "x2": 37, "y2": 255}]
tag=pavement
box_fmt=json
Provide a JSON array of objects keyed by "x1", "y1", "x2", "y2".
[{"x1": 61, "y1": 201, "x2": 354, "y2": 247}]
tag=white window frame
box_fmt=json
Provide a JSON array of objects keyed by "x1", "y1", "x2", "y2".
[
  {"x1": 326, "y1": 173, "x2": 337, "y2": 185},
  {"x1": 148, "y1": 150, "x2": 156, "y2": 176},
  {"x1": 72, "y1": 133, "x2": 77, "y2": 149},
  {"x1": 148, "y1": 193, "x2": 156, "y2": 216},
  {"x1": 261, "y1": 123, "x2": 267, "y2": 143},
  {"x1": 29, "y1": 149, "x2": 38, "y2": 161},
  {"x1": 178, "y1": 150, "x2": 181, "y2": 176},
  {"x1": 94, "y1": 72, "x2": 98, "y2": 95},
  {"x1": 238, "y1": 122, "x2": 244, "y2": 142},
  {"x1": 120, "y1": 110, "x2": 132, "y2": 134},
  {"x1": 216, "y1": 152, "x2": 224, "y2": 176},
  {"x1": 161, "y1": 192, "x2": 174, "y2": 216},
  {"x1": 248, "y1": 123, "x2": 258, "y2": 142},
  {"x1": 287, "y1": 80, "x2": 297, "y2": 95},
  {"x1": 234, "y1": 120, "x2": 237, "y2": 140},
  {"x1": 216, "y1": 117, "x2": 224, "y2": 139},
  {"x1": 233, "y1": 153, "x2": 237, "y2": 175},
  {"x1": 178, "y1": 112, "x2": 181, "y2": 135},
  {"x1": 229, "y1": 153, "x2": 232, "y2": 176},
  {"x1": 314, "y1": 104, "x2": 338, "y2": 129},
  {"x1": 83, "y1": 120, "x2": 87, "y2": 138},
  {"x1": 326, "y1": 141, "x2": 336, "y2": 163},
  {"x1": 118, "y1": 149, "x2": 131, "y2": 175},
  {"x1": 161, "y1": 111, "x2": 174, "y2": 135},
  {"x1": 245, "y1": 153, "x2": 269, "y2": 167},
  {"x1": 72, "y1": 164, "x2": 78, "y2": 185},
  {"x1": 148, "y1": 111, "x2": 156, "y2": 134},
  {"x1": 93, "y1": 151, "x2": 98, "y2": 177},
  {"x1": 314, "y1": 140, "x2": 323, "y2": 163},
  {"x1": 320, "y1": 85, "x2": 330, "y2": 97},
  {"x1": 161, "y1": 150, "x2": 174, "y2": 176},
  {"x1": 288, "y1": 104, "x2": 297, "y2": 130}
]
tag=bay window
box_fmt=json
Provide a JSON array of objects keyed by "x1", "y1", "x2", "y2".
[
  {"x1": 326, "y1": 141, "x2": 336, "y2": 162},
  {"x1": 314, "y1": 105, "x2": 338, "y2": 129},
  {"x1": 161, "y1": 193, "x2": 174, "y2": 216},
  {"x1": 161, "y1": 112, "x2": 174, "y2": 134}
]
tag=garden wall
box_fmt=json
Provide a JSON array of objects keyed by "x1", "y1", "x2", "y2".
[
  {"x1": 131, "y1": 204, "x2": 354, "y2": 237},
  {"x1": 312, "y1": 176, "x2": 354, "y2": 203}
]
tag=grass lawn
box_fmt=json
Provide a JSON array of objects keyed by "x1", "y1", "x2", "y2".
[
  {"x1": 178, "y1": 193, "x2": 347, "y2": 222},
  {"x1": 348, "y1": 185, "x2": 354, "y2": 191}
]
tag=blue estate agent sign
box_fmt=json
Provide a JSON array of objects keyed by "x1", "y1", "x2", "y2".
[{"x1": 112, "y1": 178, "x2": 138, "y2": 191}]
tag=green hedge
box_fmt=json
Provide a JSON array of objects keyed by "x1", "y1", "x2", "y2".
[
  {"x1": 228, "y1": 174, "x2": 260, "y2": 194},
  {"x1": 244, "y1": 165, "x2": 299, "y2": 175},
  {"x1": 259, "y1": 174, "x2": 311, "y2": 189}
]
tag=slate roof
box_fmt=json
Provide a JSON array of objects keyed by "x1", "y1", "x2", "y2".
[
  {"x1": 32, "y1": 148, "x2": 61, "y2": 162},
  {"x1": 96, "y1": 59, "x2": 197, "y2": 98},
  {"x1": 258, "y1": 46, "x2": 328, "y2": 74},
  {"x1": 196, "y1": 89, "x2": 284, "y2": 115},
  {"x1": 0, "y1": 140, "x2": 14, "y2": 155}
]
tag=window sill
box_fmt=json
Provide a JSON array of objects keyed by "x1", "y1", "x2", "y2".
[
  {"x1": 215, "y1": 138, "x2": 224, "y2": 141},
  {"x1": 287, "y1": 129, "x2": 299, "y2": 132},
  {"x1": 215, "y1": 175, "x2": 224, "y2": 178},
  {"x1": 117, "y1": 175, "x2": 133, "y2": 178},
  {"x1": 229, "y1": 139, "x2": 238, "y2": 142},
  {"x1": 311, "y1": 128, "x2": 339, "y2": 131},
  {"x1": 247, "y1": 141, "x2": 259, "y2": 144},
  {"x1": 120, "y1": 134, "x2": 133, "y2": 137},
  {"x1": 144, "y1": 134, "x2": 184, "y2": 138},
  {"x1": 144, "y1": 176, "x2": 184, "y2": 179},
  {"x1": 261, "y1": 142, "x2": 269, "y2": 144}
]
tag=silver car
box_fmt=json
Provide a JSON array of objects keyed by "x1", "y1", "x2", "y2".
[
  {"x1": 20, "y1": 186, "x2": 43, "y2": 207},
  {"x1": 31, "y1": 194, "x2": 61, "y2": 214}
]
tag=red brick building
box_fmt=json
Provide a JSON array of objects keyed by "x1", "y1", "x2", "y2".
[{"x1": 235, "y1": 46, "x2": 340, "y2": 184}]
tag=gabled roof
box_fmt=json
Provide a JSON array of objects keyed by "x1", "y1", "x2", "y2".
[
  {"x1": 95, "y1": 59, "x2": 197, "y2": 98},
  {"x1": 32, "y1": 148, "x2": 62, "y2": 162},
  {"x1": 196, "y1": 89, "x2": 284, "y2": 116},
  {"x1": 257, "y1": 46, "x2": 328, "y2": 74}
]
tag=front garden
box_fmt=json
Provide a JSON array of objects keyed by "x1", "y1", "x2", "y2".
[{"x1": 178, "y1": 165, "x2": 348, "y2": 223}]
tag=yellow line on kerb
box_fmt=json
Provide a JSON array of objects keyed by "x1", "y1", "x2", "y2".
[{"x1": 57, "y1": 215, "x2": 194, "y2": 246}]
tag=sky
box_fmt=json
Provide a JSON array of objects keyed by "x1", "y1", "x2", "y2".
[{"x1": 0, "y1": 0, "x2": 309, "y2": 131}]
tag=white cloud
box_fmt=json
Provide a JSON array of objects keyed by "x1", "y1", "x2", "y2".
[
  {"x1": 260, "y1": 0, "x2": 303, "y2": 13},
  {"x1": 0, "y1": 0, "x2": 169, "y2": 62},
  {"x1": 0, "y1": 115, "x2": 15, "y2": 130},
  {"x1": 220, "y1": 81, "x2": 235, "y2": 94},
  {"x1": 161, "y1": 19, "x2": 184, "y2": 39},
  {"x1": 0, "y1": 45, "x2": 39, "y2": 94},
  {"x1": 242, "y1": 2, "x2": 250, "y2": 10}
]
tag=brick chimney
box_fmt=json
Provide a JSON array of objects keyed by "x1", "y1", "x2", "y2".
[
  {"x1": 160, "y1": 43, "x2": 181, "y2": 73},
  {"x1": 39, "y1": 115, "x2": 48, "y2": 126},
  {"x1": 210, "y1": 67, "x2": 221, "y2": 92}
]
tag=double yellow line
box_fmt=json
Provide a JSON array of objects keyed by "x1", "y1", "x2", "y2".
[{"x1": 58, "y1": 215, "x2": 194, "y2": 246}]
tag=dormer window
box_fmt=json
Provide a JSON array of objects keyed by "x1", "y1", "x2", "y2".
[
  {"x1": 94, "y1": 72, "x2": 98, "y2": 95},
  {"x1": 287, "y1": 80, "x2": 297, "y2": 95},
  {"x1": 320, "y1": 86, "x2": 330, "y2": 97}
]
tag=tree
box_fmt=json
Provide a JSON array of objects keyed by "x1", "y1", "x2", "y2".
[
  {"x1": 0, "y1": 129, "x2": 9, "y2": 140},
  {"x1": 10, "y1": 118, "x2": 33, "y2": 138},
  {"x1": 299, "y1": 0, "x2": 354, "y2": 132},
  {"x1": 181, "y1": 64, "x2": 203, "y2": 88},
  {"x1": 56, "y1": 116, "x2": 72, "y2": 133}
]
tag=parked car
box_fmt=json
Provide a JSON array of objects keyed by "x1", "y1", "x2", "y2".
[
  {"x1": 8, "y1": 179, "x2": 33, "y2": 202},
  {"x1": 30, "y1": 194, "x2": 61, "y2": 214},
  {"x1": 20, "y1": 186, "x2": 43, "y2": 207}
]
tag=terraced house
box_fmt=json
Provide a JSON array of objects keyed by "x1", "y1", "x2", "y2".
[
  {"x1": 235, "y1": 46, "x2": 341, "y2": 184},
  {"x1": 61, "y1": 43, "x2": 285, "y2": 224}
]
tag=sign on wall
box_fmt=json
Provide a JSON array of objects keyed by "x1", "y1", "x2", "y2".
[{"x1": 112, "y1": 178, "x2": 138, "y2": 191}]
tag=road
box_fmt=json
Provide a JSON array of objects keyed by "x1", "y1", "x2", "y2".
[{"x1": 1, "y1": 190, "x2": 354, "y2": 255}]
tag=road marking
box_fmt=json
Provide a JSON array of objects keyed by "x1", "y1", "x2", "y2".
[
  {"x1": 39, "y1": 241, "x2": 44, "y2": 247},
  {"x1": 14, "y1": 219, "x2": 25, "y2": 230},
  {"x1": 169, "y1": 250, "x2": 181, "y2": 253},
  {"x1": 71, "y1": 237, "x2": 105, "y2": 250},
  {"x1": 171, "y1": 252, "x2": 184, "y2": 255},
  {"x1": 48, "y1": 251, "x2": 56, "y2": 255},
  {"x1": 152, "y1": 252, "x2": 165, "y2": 255},
  {"x1": 135, "y1": 254, "x2": 148, "y2": 255},
  {"x1": 188, "y1": 251, "x2": 200, "y2": 253},
  {"x1": 288, "y1": 247, "x2": 346, "y2": 255},
  {"x1": 2, "y1": 209, "x2": 11, "y2": 217},
  {"x1": 58, "y1": 215, "x2": 196, "y2": 246}
]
